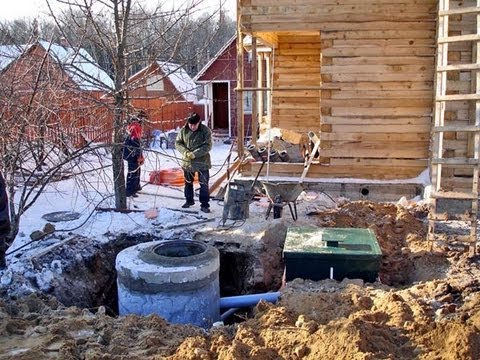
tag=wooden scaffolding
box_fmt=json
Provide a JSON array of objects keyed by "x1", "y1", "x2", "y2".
[{"x1": 429, "y1": 0, "x2": 480, "y2": 254}]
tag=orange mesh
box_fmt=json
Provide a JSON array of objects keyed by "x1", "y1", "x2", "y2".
[{"x1": 149, "y1": 168, "x2": 198, "y2": 187}]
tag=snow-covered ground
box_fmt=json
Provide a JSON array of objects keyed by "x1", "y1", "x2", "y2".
[
  {"x1": 4, "y1": 141, "x2": 236, "y2": 267},
  {"x1": 1, "y1": 136, "x2": 431, "y2": 293}
]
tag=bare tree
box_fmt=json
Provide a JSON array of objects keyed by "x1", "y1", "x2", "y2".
[
  {"x1": 0, "y1": 36, "x2": 114, "y2": 247},
  {"x1": 45, "y1": 0, "x2": 231, "y2": 209},
  {"x1": 0, "y1": 1, "x2": 232, "y2": 262}
]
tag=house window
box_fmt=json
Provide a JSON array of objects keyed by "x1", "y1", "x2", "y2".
[
  {"x1": 244, "y1": 91, "x2": 252, "y2": 114},
  {"x1": 146, "y1": 75, "x2": 164, "y2": 91}
]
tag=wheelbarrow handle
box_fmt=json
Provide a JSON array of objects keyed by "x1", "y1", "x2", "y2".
[{"x1": 250, "y1": 159, "x2": 265, "y2": 194}]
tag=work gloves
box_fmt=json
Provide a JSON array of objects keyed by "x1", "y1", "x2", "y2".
[{"x1": 185, "y1": 151, "x2": 196, "y2": 160}]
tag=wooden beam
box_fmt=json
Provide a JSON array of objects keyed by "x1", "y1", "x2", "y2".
[
  {"x1": 236, "y1": 10, "x2": 245, "y2": 156},
  {"x1": 251, "y1": 36, "x2": 258, "y2": 144}
]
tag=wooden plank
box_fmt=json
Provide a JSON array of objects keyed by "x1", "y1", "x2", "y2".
[
  {"x1": 331, "y1": 73, "x2": 433, "y2": 82},
  {"x1": 322, "y1": 81, "x2": 434, "y2": 91},
  {"x1": 273, "y1": 90, "x2": 321, "y2": 98},
  {"x1": 431, "y1": 158, "x2": 480, "y2": 165},
  {"x1": 278, "y1": 42, "x2": 321, "y2": 50},
  {"x1": 439, "y1": 6, "x2": 480, "y2": 16},
  {"x1": 431, "y1": 191, "x2": 479, "y2": 200},
  {"x1": 438, "y1": 63, "x2": 480, "y2": 71},
  {"x1": 276, "y1": 48, "x2": 321, "y2": 56},
  {"x1": 322, "y1": 64, "x2": 433, "y2": 74},
  {"x1": 321, "y1": 132, "x2": 429, "y2": 141},
  {"x1": 209, "y1": 159, "x2": 241, "y2": 194},
  {"x1": 433, "y1": 125, "x2": 480, "y2": 132},
  {"x1": 247, "y1": 0, "x2": 436, "y2": 5},
  {"x1": 321, "y1": 116, "x2": 431, "y2": 125},
  {"x1": 330, "y1": 158, "x2": 427, "y2": 167},
  {"x1": 322, "y1": 30, "x2": 436, "y2": 40},
  {"x1": 322, "y1": 127, "x2": 430, "y2": 137},
  {"x1": 332, "y1": 56, "x2": 434, "y2": 65},
  {"x1": 274, "y1": 108, "x2": 322, "y2": 116},
  {"x1": 323, "y1": 46, "x2": 435, "y2": 57},
  {"x1": 274, "y1": 102, "x2": 321, "y2": 110},
  {"x1": 240, "y1": 162, "x2": 425, "y2": 180},
  {"x1": 248, "y1": 0, "x2": 436, "y2": 5},
  {"x1": 332, "y1": 39, "x2": 435, "y2": 47},
  {"x1": 276, "y1": 35, "x2": 321, "y2": 43},
  {"x1": 329, "y1": 90, "x2": 433, "y2": 99},
  {"x1": 277, "y1": 60, "x2": 321, "y2": 68},
  {"x1": 244, "y1": 4, "x2": 437, "y2": 16},
  {"x1": 437, "y1": 93, "x2": 480, "y2": 101},
  {"x1": 250, "y1": 21, "x2": 436, "y2": 32},
  {"x1": 275, "y1": 68, "x2": 321, "y2": 74},
  {"x1": 247, "y1": 14, "x2": 435, "y2": 24},
  {"x1": 438, "y1": 34, "x2": 480, "y2": 43},
  {"x1": 321, "y1": 98, "x2": 432, "y2": 108},
  {"x1": 331, "y1": 107, "x2": 432, "y2": 117},
  {"x1": 249, "y1": 21, "x2": 436, "y2": 33},
  {"x1": 320, "y1": 142, "x2": 429, "y2": 158}
]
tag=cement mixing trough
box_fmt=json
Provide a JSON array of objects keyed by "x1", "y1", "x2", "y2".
[{"x1": 116, "y1": 240, "x2": 220, "y2": 328}]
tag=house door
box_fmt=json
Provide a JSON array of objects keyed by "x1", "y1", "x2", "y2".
[{"x1": 212, "y1": 82, "x2": 229, "y2": 130}]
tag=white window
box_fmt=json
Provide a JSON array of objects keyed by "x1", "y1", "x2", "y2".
[
  {"x1": 146, "y1": 75, "x2": 164, "y2": 91},
  {"x1": 244, "y1": 91, "x2": 252, "y2": 114}
]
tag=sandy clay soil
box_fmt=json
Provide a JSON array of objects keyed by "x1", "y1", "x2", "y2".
[{"x1": 1, "y1": 200, "x2": 480, "y2": 359}]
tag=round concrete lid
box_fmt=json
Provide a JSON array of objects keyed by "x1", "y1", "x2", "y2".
[{"x1": 116, "y1": 240, "x2": 219, "y2": 287}]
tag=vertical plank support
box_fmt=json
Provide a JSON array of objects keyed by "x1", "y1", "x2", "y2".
[
  {"x1": 236, "y1": 3, "x2": 245, "y2": 157},
  {"x1": 251, "y1": 35, "x2": 258, "y2": 145}
]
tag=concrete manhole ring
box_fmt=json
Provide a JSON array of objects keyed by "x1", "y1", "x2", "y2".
[
  {"x1": 42, "y1": 211, "x2": 81, "y2": 222},
  {"x1": 116, "y1": 240, "x2": 220, "y2": 328}
]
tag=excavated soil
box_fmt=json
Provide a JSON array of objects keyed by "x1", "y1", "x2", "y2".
[{"x1": 2, "y1": 201, "x2": 480, "y2": 359}]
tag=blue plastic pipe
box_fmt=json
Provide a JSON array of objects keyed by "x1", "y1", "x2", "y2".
[{"x1": 219, "y1": 292, "x2": 280, "y2": 309}]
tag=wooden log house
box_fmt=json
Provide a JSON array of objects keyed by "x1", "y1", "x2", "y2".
[{"x1": 235, "y1": 0, "x2": 480, "y2": 251}]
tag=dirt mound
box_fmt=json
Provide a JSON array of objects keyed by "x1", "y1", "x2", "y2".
[
  {"x1": 314, "y1": 201, "x2": 427, "y2": 285},
  {"x1": 1, "y1": 201, "x2": 480, "y2": 359}
]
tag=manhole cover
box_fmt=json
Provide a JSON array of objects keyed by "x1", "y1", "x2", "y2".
[{"x1": 42, "y1": 211, "x2": 81, "y2": 222}]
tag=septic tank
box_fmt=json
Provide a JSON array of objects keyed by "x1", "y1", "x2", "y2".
[{"x1": 283, "y1": 227, "x2": 382, "y2": 283}]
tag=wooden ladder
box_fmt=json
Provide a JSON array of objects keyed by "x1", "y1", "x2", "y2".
[{"x1": 429, "y1": 0, "x2": 480, "y2": 255}]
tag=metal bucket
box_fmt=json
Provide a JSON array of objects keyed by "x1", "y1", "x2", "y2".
[{"x1": 222, "y1": 182, "x2": 250, "y2": 222}]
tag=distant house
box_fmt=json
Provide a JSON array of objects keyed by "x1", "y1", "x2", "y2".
[
  {"x1": 194, "y1": 35, "x2": 253, "y2": 138},
  {"x1": 128, "y1": 61, "x2": 204, "y2": 133},
  {"x1": 0, "y1": 41, "x2": 114, "y2": 146}
]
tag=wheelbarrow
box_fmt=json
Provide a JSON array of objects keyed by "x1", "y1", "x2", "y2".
[
  {"x1": 263, "y1": 182, "x2": 304, "y2": 220},
  {"x1": 262, "y1": 131, "x2": 320, "y2": 221}
]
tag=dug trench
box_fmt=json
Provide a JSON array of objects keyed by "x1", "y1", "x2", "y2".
[
  {"x1": 3, "y1": 201, "x2": 445, "y2": 314},
  {"x1": 2, "y1": 200, "x2": 480, "y2": 359}
]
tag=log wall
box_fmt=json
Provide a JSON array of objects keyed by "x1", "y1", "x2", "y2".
[{"x1": 239, "y1": 0, "x2": 438, "y2": 180}]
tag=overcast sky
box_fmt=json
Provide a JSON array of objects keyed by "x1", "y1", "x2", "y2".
[{"x1": 0, "y1": 0, "x2": 236, "y2": 21}]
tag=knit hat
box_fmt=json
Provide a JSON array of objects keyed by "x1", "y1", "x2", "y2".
[{"x1": 187, "y1": 112, "x2": 200, "y2": 124}]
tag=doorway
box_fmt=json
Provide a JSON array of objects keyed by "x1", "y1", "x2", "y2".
[{"x1": 212, "y1": 82, "x2": 229, "y2": 131}]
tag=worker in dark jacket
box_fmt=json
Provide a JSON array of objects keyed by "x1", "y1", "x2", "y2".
[
  {"x1": 123, "y1": 117, "x2": 144, "y2": 197},
  {"x1": 0, "y1": 171, "x2": 11, "y2": 269},
  {"x1": 175, "y1": 112, "x2": 212, "y2": 213}
]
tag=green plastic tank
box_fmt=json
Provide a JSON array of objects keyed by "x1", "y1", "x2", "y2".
[{"x1": 283, "y1": 227, "x2": 382, "y2": 283}]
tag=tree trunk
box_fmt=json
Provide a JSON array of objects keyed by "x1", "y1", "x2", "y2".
[{"x1": 113, "y1": 100, "x2": 127, "y2": 209}]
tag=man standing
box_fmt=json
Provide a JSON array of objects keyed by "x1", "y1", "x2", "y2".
[
  {"x1": 0, "y1": 171, "x2": 11, "y2": 269},
  {"x1": 175, "y1": 112, "x2": 212, "y2": 213},
  {"x1": 123, "y1": 115, "x2": 144, "y2": 197}
]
